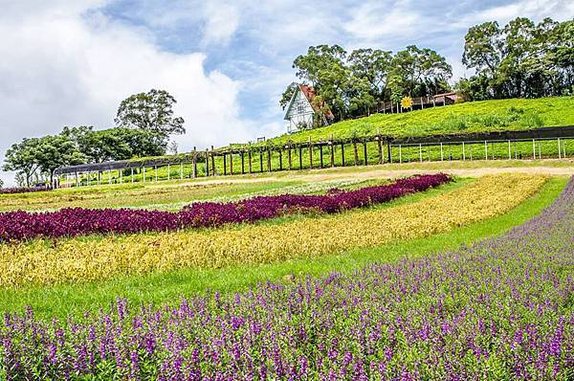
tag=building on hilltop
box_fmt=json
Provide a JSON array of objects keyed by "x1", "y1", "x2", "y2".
[{"x1": 284, "y1": 83, "x2": 334, "y2": 133}]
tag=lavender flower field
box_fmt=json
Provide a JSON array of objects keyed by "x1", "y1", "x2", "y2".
[
  {"x1": 0, "y1": 174, "x2": 449, "y2": 242},
  {"x1": 1, "y1": 177, "x2": 573, "y2": 380}
]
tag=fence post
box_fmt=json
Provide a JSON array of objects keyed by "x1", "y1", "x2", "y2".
[
  {"x1": 319, "y1": 144, "x2": 324, "y2": 168},
  {"x1": 377, "y1": 136, "x2": 383, "y2": 164},
  {"x1": 484, "y1": 141, "x2": 488, "y2": 160},
  {"x1": 330, "y1": 141, "x2": 335, "y2": 167},
  {"x1": 440, "y1": 143, "x2": 444, "y2": 161},
  {"x1": 341, "y1": 143, "x2": 345, "y2": 166},
  {"x1": 308, "y1": 139, "x2": 313, "y2": 169},
  {"x1": 507, "y1": 140, "x2": 511, "y2": 160},
  {"x1": 399, "y1": 144, "x2": 402, "y2": 163},
  {"x1": 267, "y1": 148, "x2": 272, "y2": 172},
  {"x1": 205, "y1": 149, "x2": 210, "y2": 177},
  {"x1": 558, "y1": 138, "x2": 561, "y2": 159},
  {"x1": 279, "y1": 149, "x2": 283, "y2": 171},
  {"x1": 223, "y1": 154, "x2": 227, "y2": 176},
  {"x1": 211, "y1": 146, "x2": 216, "y2": 176},
  {"x1": 248, "y1": 149, "x2": 253, "y2": 174},
  {"x1": 532, "y1": 139, "x2": 536, "y2": 160},
  {"x1": 353, "y1": 140, "x2": 358, "y2": 166},
  {"x1": 462, "y1": 142, "x2": 466, "y2": 161},
  {"x1": 259, "y1": 149, "x2": 264, "y2": 172},
  {"x1": 387, "y1": 141, "x2": 392, "y2": 163},
  {"x1": 288, "y1": 145, "x2": 292, "y2": 170},
  {"x1": 131, "y1": 168, "x2": 134, "y2": 183},
  {"x1": 230, "y1": 152, "x2": 234, "y2": 175},
  {"x1": 298, "y1": 146, "x2": 303, "y2": 169},
  {"x1": 192, "y1": 148, "x2": 197, "y2": 178},
  {"x1": 241, "y1": 151, "x2": 245, "y2": 174},
  {"x1": 363, "y1": 141, "x2": 368, "y2": 165},
  {"x1": 419, "y1": 143, "x2": 423, "y2": 163}
]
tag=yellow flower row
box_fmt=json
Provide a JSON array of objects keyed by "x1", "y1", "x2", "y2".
[{"x1": 0, "y1": 174, "x2": 547, "y2": 288}]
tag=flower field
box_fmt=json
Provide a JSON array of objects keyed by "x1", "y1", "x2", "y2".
[
  {"x1": 1, "y1": 176, "x2": 572, "y2": 380},
  {"x1": 0, "y1": 174, "x2": 450, "y2": 242},
  {"x1": 0, "y1": 174, "x2": 545, "y2": 287}
]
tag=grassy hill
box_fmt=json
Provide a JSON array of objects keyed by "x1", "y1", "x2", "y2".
[{"x1": 264, "y1": 96, "x2": 574, "y2": 145}]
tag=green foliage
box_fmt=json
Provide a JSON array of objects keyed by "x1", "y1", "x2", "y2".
[
  {"x1": 264, "y1": 97, "x2": 574, "y2": 145},
  {"x1": 115, "y1": 89, "x2": 186, "y2": 138},
  {"x1": 462, "y1": 17, "x2": 574, "y2": 100},
  {"x1": 287, "y1": 44, "x2": 451, "y2": 122}
]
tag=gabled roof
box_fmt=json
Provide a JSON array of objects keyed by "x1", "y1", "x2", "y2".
[{"x1": 283, "y1": 83, "x2": 334, "y2": 121}]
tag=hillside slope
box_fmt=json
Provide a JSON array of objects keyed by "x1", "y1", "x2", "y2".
[{"x1": 265, "y1": 96, "x2": 574, "y2": 145}]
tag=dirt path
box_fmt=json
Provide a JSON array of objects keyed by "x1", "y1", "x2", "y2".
[{"x1": 167, "y1": 161, "x2": 574, "y2": 188}]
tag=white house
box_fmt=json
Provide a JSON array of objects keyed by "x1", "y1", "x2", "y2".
[{"x1": 284, "y1": 83, "x2": 333, "y2": 133}]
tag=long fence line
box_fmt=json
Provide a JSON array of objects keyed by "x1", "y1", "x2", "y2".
[{"x1": 55, "y1": 126, "x2": 574, "y2": 187}]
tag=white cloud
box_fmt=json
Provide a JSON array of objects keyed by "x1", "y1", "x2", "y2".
[
  {"x1": 0, "y1": 1, "x2": 257, "y2": 186},
  {"x1": 202, "y1": 2, "x2": 240, "y2": 45},
  {"x1": 344, "y1": 1, "x2": 421, "y2": 41}
]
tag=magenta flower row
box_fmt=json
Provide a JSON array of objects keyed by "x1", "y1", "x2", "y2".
[{"x1": 0, "y1": 174, "x2": 451, "y2": 242}]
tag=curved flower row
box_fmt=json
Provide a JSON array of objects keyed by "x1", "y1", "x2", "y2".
[
  {"x1": 0, "y1": 174, "x2": 545, "y2": 287},
  {"x1": 1, "y1": 176, "x2": 571, "y2": 380},
  {"x1": 0, "y1": 174, "x2": 450, "y2": 242}
]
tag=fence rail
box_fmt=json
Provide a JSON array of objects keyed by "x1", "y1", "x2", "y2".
[{"x1": 54, "y1": 126, "x2": 574, "y2": 187}]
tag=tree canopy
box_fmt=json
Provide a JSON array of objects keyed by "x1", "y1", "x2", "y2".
[
  {"x1": 115, "y1": 89, "x2": 186, "y2": 138},
  {"x1": 280, "y1": 43, "x2": 452, "y2": 125},
  {"x1": 459, "y1": 17, "x2": 574, "y2": 100}
]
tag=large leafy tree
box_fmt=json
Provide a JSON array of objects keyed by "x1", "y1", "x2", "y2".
[
  {"x1": 2, "y1": 138, "x2": 42, "y2": 187},
  {"x1": 115, "y1": 89, "x2": 186, "y2": 139},
  {"x1": 462, "y1": 17, "x2": 574, "y2": 100},
  {"x1": 35, "y1": 135, "x2": 85, "y2": 186},
  {"x1": 390, "y1": 45, "x2": 452, "y2": 98},
  {"x1": 348, "y1": 48, "x2": 393, "y2": 102}
]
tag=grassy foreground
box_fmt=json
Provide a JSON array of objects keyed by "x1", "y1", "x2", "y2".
[{"x1": 0, "y1": 176, "x2": 566, "y2": 319}]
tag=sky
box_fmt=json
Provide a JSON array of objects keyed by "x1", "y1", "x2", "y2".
[{"x1": 0, "y1": 0, "x2": 573, "y2": 186}]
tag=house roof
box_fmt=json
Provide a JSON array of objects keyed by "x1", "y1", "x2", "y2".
[{"x1": 284, "y1": 83, "x2": 334, "y2": 121}]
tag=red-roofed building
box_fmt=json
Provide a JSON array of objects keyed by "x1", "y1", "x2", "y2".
[{"x1": 284, "y1": 83, "x2": 334, "y2": 133}]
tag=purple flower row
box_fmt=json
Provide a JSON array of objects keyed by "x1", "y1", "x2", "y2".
[
  {"x1": 1, "y1": 178, "x2": 573, "y2": 380},
  {"x1": 0, "y1": 174, "x2": 451, "y2": 242},
  {"x1": 0, "y1": 186, "x2": 51, "y2": 195}
]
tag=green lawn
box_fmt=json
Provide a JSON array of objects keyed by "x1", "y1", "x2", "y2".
[
  {"x1": 0, "y1": 176, "x2": 565, "y2": 319},
  {"x1": 265, "y1": 96, "x2": 574, "y2": 145}
]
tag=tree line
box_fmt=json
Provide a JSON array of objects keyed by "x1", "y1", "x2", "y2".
[
  {"x1": 459, "y1": 17, "x2": 573, "y2": 100},
  {"x1": 280, "y1": 44, "x2": 452, "y2": 123},
  {"x1": 281, "y1": 17, "x2": 573, "y2": 128},
  {"x1": 3, "y1": 89, "x2": 185, "y2": 187}
]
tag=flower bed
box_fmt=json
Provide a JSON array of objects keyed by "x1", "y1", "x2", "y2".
[
  {"x1": 0, "y1": 174, "x2": 545, "y2": 287},
  {"x1": 0, "y1": 174, "x2": 450, "y2": 242},
  {"x1": 1, "y1": 176, "x2": 571, "y2": 380}
]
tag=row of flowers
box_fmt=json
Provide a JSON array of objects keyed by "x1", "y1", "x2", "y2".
[
  {"x1": 0, "y1": 186, "x2": 51, "y2": 195},
  {"x1": 0, "y1": 174, "x2": 451, "y2": 243},
  {"x1": 0, "y1": 174, "x2": 546, "y2": 287},
  {"x1": 0, "y1": 176, "x2": 570, "y2": 380}
]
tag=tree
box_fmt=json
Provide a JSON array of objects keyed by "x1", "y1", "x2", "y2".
[
  {"x1": 348, "y1": 48, "x2": 393, "y2": 101},
  {"x1": 390, "y1": 45, "x2": 452, "y2": 98},
  {"x1": 462, "y1": 17, "x2": 573, "y2": 100},
  {"x1": 34, "y1": 135, "x2": 84, "y2": 186},
  {"x1": 115, "y1": 89, "x2": 186, "y2": 139},
  {"x1": 2, "y1": 138, "x2": 42, "y2": 187}
]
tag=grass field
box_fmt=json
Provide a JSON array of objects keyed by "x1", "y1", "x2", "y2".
[{"x1": 265, "y1": 96, "x2": 574, "y2": 144}]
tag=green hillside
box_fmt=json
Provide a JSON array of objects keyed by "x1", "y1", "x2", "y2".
[{"x1": 266, "y1": 96, "x2": 574, "y2": 145}]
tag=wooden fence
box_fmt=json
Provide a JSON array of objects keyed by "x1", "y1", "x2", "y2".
[{"x1": 54, "y1": 126, "x2": 574, "y2": 187}]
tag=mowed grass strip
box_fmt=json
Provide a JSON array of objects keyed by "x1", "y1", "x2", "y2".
[
  {"x1": 0, "y1": 174, "x2": 545, "y2": 289},
  {"x1": 0, "y1": 176, "x2": 566, "y2": 318}
]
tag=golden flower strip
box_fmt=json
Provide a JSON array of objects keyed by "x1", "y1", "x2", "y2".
[{"x1": 0, "y1": 174, "x2": 546, "y2": 288}]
